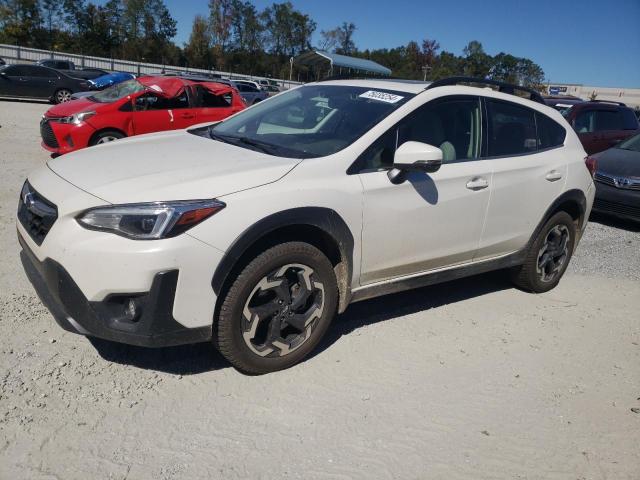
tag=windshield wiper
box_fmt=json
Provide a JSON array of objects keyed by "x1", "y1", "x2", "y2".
[{"x1": 234, "y1": 136, "x2": 281, "y2": 155}]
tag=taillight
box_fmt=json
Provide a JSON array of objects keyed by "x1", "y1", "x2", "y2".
[{"x1": 585, "y1": 156, "x2": 597, "y2": 178}]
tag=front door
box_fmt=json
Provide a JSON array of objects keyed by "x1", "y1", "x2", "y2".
[
  {"x1": 131, "y1": 90, "x2": 191, "y2": 135},
  {"x1": 357, "y1": 96, "x2": 492, "y2": 285}
]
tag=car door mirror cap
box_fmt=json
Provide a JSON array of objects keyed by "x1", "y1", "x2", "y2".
[{"x1": 388, "y1": 141, "x2": 443, "y2": 184}]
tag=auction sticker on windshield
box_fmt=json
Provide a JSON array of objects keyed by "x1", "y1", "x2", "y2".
[{"x1": 359, "y1": 90, "x2": 404, "y2": 104}]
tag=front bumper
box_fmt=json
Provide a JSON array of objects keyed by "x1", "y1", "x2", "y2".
[
  {"x1": 593, "y1": 181, "x2": 640, "y2": 221},
  {"x1": 40, "y1": 118, "x2": 96, "y2": 155},
  {"x1": 20, "y1": 235, "x2": 211, "y2": 347}
]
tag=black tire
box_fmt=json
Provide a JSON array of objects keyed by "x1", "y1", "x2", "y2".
[
  {"x1": 510, "y1": 211, "x2": 576, "y2": 293},
  {"x1": 53, "y1": 88, "x2": 72, "y2": 104},
  {"x1": 89, "y1": 130, "x2": 125, "y2": 146},
  {"x1": 215, "y1": 242, "x2": 338, "y2": 374}
]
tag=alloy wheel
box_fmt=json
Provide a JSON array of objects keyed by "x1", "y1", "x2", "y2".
[
  {"x1": 536, "y1": 224, "x2": 570, "y2": 283},
  {"x1": 241, "y1": 263, "x2": 325, "y2": 357},
  {"x1": 56, "y1": 89, "x2": 72, "y2": 103},
  {"x1": 96, "y1": 135, "x2": 119, "y2": 144}
]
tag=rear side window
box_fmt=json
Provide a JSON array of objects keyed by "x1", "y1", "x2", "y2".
[
  {"x1": 536, "y1": 112, "x2": 566, "y2": 149},
  {"x1": 199, "y1": 87, "x2": 232, "y2": 107},
  {"x1": 574, "y1": 110, "x2": 595, "y2": 133},
  {"x1": 621, "y1": 109, "x2": 639, "y2": 130},
  {"x1": 596, "y1": 110, "x2": 623, "y2": 131},
  {"x1": 487, "y1": 99, "x2": 537, "y2": 156},
  {"x1": 29, "y1": 67, "x2": 57, "y2": 78}
]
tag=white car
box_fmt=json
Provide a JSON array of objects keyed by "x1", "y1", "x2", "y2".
[{"x1": 18, "y1": 78, "x2": 596, "y2": 374}]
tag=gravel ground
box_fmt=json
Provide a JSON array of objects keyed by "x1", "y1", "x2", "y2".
[{"x1": 1, "y1": 100, "x2": 639, "y2": 480}]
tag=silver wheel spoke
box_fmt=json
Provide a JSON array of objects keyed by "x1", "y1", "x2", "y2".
[{"x1": 242, "y1": 263, "x2": 324, "y2": 357}]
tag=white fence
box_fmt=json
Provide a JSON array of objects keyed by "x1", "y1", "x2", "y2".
[{"x1": 0, "y1": 43, "x2": 302, "y2": 89}]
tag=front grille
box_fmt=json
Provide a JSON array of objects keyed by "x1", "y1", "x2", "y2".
[
  {"x1": 593, "y1": 198, "x2": 640, "y2": 220},
  {"x1": 40, "y1": 118, "x2": 59, "y2": 148},
  {"x1": 594, "y1": 172, "x2": 640, "y2": 191},
  {"x1": 17, "y1": 182, "x2": 58, "y2": 245}
]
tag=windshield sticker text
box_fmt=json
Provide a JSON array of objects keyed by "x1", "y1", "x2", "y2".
[{"x1": 358, "y1": 90, "x2": 404, "y2": 104}]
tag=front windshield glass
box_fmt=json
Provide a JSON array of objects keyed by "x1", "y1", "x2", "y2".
[
  {"x1": 89, "y1": 79, "x2": 145, "y2": 103},
  {"x1": 616, "y1": 133, "x2": 640, "y2": 153},
  {"x1": 211, "y1": 84, "x2": 414, "y2": 158}
]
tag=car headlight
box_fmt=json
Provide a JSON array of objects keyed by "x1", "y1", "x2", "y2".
[
  {"x1": 58, "y1": 111, "x2": 96, "y2": 124},
  {"x1": 76, "y1": 200, "x2": 225, "y2": 240}
]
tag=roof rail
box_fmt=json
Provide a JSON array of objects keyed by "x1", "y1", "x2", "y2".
[
  {"x1": 426, "y1": 76, "x2": 545, "y2": 104},
  {"x1": 589, "y1": 99, "x2": 626, "y2": 107}
]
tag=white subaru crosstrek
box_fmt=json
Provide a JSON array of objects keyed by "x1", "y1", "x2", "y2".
[{"x1": 18, "y1": 78, "x2": 596, "y2": 374}]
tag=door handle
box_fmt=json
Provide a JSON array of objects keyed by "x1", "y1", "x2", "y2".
[
  {"x1": 466, "y1": 177, "x2": 489, "y2": 190},
  {"x1": 545, "y1": 170, "x2": 563, "y2": 182}
]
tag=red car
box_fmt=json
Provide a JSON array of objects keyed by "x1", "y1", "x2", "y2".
[{"x1": 40, "y1": 76, "x2": 246, "y2": 155}]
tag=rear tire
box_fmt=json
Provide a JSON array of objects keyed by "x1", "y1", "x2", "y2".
[
  {"x1": 215, "y1": 242, "x2": 338, "y2": 374},
  {"x1": 90, "y1": 130, "x2": 125, "y2": 146},
  {"x1": 53, "y1": 89, "x2": 72, "y2": 104},
  {"x1": 510, "y1": 211, "x2": 576, "y2": 293}
]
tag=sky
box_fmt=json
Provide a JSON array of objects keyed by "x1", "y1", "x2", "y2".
[{"x1": 163, "y1": 0, "x2": 640, "y2": 88}]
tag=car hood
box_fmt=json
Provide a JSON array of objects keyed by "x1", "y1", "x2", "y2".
[
  {"x1": 47, "y1": 129, "x2": 301, "y2": 204},
  {"x1": 594, "y1": 148, "x2": 640, "y2": 177},
  {"x1": 45, "y1": 96, "x2": 115, "y2": 117}
]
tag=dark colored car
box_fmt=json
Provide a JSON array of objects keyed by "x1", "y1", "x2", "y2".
[
  {"x1": 590, "y1": 133, "x2": 640, "y2": 222},
  {"x1": 35, "y1": 59, "x2": 108, "y2": 80},
  {"x1": 543, "y1": 95, "x2": 583, "y2": 114},
  {"x1": 0, "y1": 57, "x2": 5, "y2": 66},
  {"x1": 562, "y1": 100, "x2": 640, "y2": 154},
  {"x1": 0, "y1": 64, "x2": 89, "y2": 103}
]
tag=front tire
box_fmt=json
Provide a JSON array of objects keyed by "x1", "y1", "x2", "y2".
[
  {"x1": 510, "y1": 211, "x2": 576, "y2": 293},
  {"x1": 215, "y1": 242, "x2": 338, "y2": 374},
  {"x1": 90, "y1": 130, "x2": 125, "y2": 146}
]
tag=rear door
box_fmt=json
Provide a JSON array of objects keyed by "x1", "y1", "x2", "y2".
[
  {"x1": 192, "y1": 85, "x2": 241, "y2": 123},
  {"x1": 26, "y1": 66, "x2": 59, "y2": 98},
  {"x1": 476, "y1": 99, "x2": 568, "y2": 260}
]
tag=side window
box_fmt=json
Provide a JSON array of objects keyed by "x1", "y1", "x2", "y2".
[
  {"x1": 134, "y1": 91, "x2": 189, "y2": 111},
  {"x1": 354, "y1": 96, "x2": 482, "y2": 171},
  {"x1": 536, "y1": 112, "x2": 566, "y2": 149},
  {"x1": 30, "y1": 67, "x2": 57, "y2": 78},
  {"x1": 621, "y1": 109, "x2": 640, "y2": 130},
  {"x1": 4, "y1": 66, "x2": 27, "y2": 76},
  {"x1": 574, "y1": 110, "x2": 595, "y2": 133},
  {"x1": 487, "y1": 99, "x2": 537, "y2": 156},
  {"x1": 595, "y1": 110, "x2": 623, "y2": 131},
  {"x1": 199, "y1": 87, "x2": 232, "y2": 107}
]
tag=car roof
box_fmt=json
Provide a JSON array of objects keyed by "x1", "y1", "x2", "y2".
[{"x1": 314, "y1": 78, "x2": 430, "y2": 94}]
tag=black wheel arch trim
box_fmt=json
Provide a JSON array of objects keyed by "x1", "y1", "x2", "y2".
[
  {"x1": 528, "y1": 189, "x2": 587, "y2": 249},
  {"x1": 211, "y1": 207, "x2": 355, "y2": 313}
]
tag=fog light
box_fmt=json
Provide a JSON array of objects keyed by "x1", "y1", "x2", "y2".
[
  {"x1": 65, "y1": 135, "x2": 74, "y2": 147},
  {"x1": 124, "y1": 298, "x2": 142, "y2": 322}
]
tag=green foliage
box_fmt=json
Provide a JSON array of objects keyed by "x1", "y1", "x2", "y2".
[{"x1": 0, "y1": 1, "x2": 545, "y2": 87}]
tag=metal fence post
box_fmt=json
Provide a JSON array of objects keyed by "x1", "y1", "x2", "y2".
[{"x1": 17, "y1": 45, "x2": 21, "y2": 60}]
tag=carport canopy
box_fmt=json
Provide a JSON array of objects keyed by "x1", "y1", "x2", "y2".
[{"x1": 293, "y1": 50, "x2": 392, "y2": 76}]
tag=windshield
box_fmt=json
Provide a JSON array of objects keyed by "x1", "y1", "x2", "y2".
[
  {"x1": 210, "y1": 84, "x2": 414, "y2": 158},
  {"x1": 616, "y1": 133, "x2": 640, "y2": 153},
  {"x1": 89, "y1": 79, "x2": 146, "y2": 103}
]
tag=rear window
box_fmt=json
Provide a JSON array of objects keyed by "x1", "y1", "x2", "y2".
[
  {"x1": 536, "y1": 112, "x2": 566, "y2": 149},
  {"x1": 198, "y1": 86, "x2": 232, "y2": 107},
  {"x1": 487, "y1": 99, "x2": 537, "y2": 156}
]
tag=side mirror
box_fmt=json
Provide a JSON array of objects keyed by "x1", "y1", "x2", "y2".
[{"x1": 388, "y1": 141, "x2": 443, "y2": 184}]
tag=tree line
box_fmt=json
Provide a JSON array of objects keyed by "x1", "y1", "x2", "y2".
[{"x1": 0, "y1": 0, "x2": 545, "y2": 87}]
